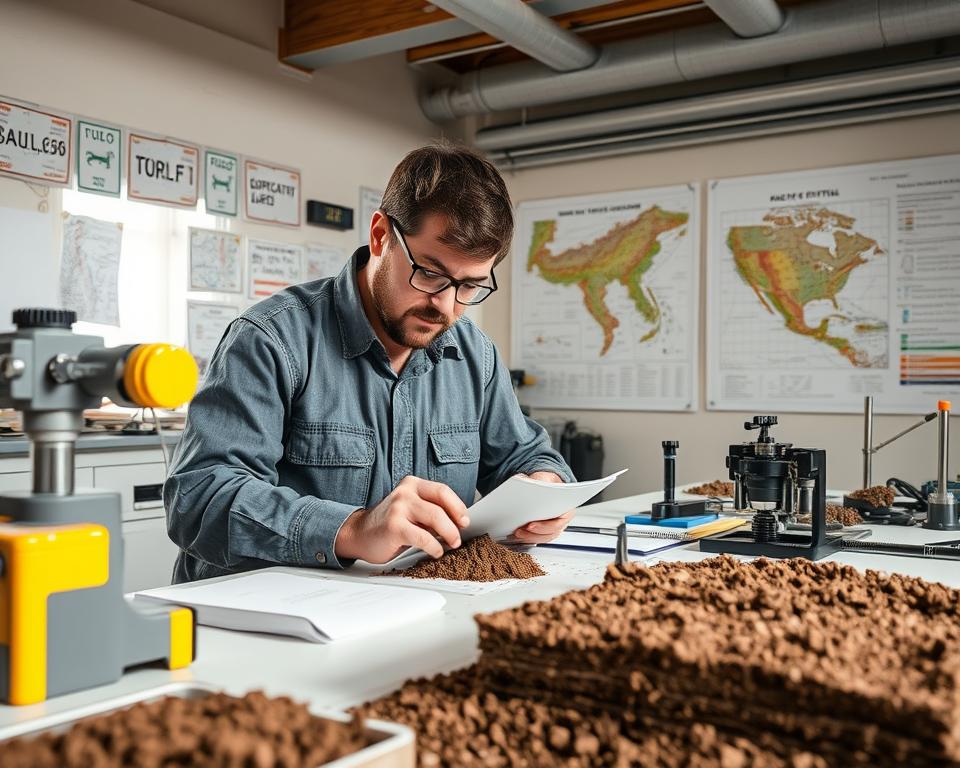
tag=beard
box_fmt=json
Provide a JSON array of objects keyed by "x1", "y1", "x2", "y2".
[{"x1": 372, "y1": 262, "x2": 453, "y2": 349}]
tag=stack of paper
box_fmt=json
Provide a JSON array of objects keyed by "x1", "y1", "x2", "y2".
[
  {"x1": 540, "y1": 531, "x2": 685, "y2": 557},
  {"x1": 134, "y1": 568, "x2": 445, "y2": 643}
]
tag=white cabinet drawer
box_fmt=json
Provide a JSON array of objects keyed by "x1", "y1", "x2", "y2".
[
  {"x1": 94, "y1": 463, "x2": 166, "y2": 522},
  {"x1": 122, "y1": 516, "x2": 178, "y2": 591}
]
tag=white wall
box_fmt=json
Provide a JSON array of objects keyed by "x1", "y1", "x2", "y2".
[
  {"x1": 484, "y1": 114, "x2": 960, "y2": 495},
  {"x1": 0, "y1": 0, "x2": 440, "y2": 342}
]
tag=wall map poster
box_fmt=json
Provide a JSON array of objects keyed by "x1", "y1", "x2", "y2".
[
  {"x1": 707, "y1": 154, "x2": 960, "y2": 413},
  {"x1": 512, "y1": 184, "x2": 700, "y2": 411}
]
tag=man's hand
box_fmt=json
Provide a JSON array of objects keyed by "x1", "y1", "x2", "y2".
[
  {"x1": 511, "y1": 471, "x2": 574, "y2": 544},
  {"x1": 334, "y1": 476, "x2": 469, "y2": 563}
]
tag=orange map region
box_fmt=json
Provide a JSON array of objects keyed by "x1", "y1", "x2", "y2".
[
  {"x1": 527, "y1": 207, "x2": 688, "y2": 355},
  {"x1": 727, "y1": 207, "x2": 884, "y2": 367}
]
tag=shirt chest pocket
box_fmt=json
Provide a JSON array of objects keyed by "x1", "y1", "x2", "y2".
[
  {"x1": 427, "y1": 423, "x2": 480, "y2": 506},
  {"x1": 285, "y1": 421, "x2": 375, "y2": 508}
]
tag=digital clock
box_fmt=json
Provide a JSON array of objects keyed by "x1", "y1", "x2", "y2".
[{"x1": 306, "y1": 200, "x2": 354, "y2": 230}]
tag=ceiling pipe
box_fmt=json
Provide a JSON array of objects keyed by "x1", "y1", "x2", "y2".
[
  {"x1": 474, "y1": 57, "x2": 960, "y2": 151},
  {"x1": 420, "y1": 0, "x2": 960, "y2": 121},
  {"x1": 703, "y1": 0, "x2": 785, "y2": 38},
  {"x1": 428, "y1": 0, "x2": 599, "y2": 72},
  {"x1": 485, "y1": 93, "x2": 960, "y2": 169}
]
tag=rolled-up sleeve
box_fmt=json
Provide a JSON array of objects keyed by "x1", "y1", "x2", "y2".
[
  {"x1": 164, "y1": 318, "x2": 355, "y2": 572},
  {"x1": 476, "y1": 340, "x2": 575, "y2": 495}
]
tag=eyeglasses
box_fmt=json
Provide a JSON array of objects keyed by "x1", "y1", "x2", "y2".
[{"x1": 388, "y1": 216, "x2": 497, "y2": 306}]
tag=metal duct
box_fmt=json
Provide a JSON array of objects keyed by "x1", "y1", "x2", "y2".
[
  {"x1": 428, "y1": 0, "x2": 599, "y2": 72},
  {"x1": 421, "y1": 0, "x2": 960, "y2": 121},
  {"x1": 484, "y1": 93, "x2": 960, "y2": 169},
  {"x1": 703, "y1": 0, "x2": 784, "y2": 37},
  {"x1": 475, "y1": 57, "x2": 960, "y2": 150}
]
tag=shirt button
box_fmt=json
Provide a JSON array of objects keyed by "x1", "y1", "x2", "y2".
[{"x1": 315, "y1": 552, "x2": 327, "y2": 564}]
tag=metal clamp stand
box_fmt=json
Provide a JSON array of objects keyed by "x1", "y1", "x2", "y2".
[{"x1": 650, "y1": 441, "x2": 707, "y2": 520}]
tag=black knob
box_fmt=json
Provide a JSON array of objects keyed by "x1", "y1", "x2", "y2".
[
  {"x1": 662, "y1": 440, "x2": 679, "y2": 456},
  {"x1": 12, "y1": 308, "x2": 77, "y2": 329}
]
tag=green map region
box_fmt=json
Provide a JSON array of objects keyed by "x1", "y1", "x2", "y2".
[
  {"x1": 527, "y1": 206, "x2": 688, "y2": 356},
  {"x1": 727, "y1": 207, "x2": 886, "y2": 367}
]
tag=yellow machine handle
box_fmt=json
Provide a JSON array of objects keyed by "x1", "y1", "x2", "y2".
[{"x1": 122, "y1": 344, "x2": 199, "y2": 409}]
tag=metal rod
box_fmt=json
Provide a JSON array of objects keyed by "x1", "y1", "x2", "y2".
[
  {"x1": 862, "y1": 395, "x2": 873, "y2": 488},
  {"x1": 936, "y1": 406, "x2": 950, "y2": 500},
  {"x1": 841, "y1": 539, "x2": 960, "y2": 561},
  {"x1": 615, "y1": 522, "x2": 629, "y2": 565},
  {"x1": 31, "y1": 440, "x2": 75, "y2": 495},
  {"x1": 869, "y1": 412, "x2": 937, "y2": 453}
]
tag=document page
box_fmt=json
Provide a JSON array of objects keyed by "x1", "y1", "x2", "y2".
[
  {"x1": 136, "y1": 569, "x2": 445, "y2": 641},
  {"x1": 375, "y1": 469, "x2": 627, "y2": 570}
]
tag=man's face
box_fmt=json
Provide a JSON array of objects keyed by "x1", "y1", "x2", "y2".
[{"x1": 371, "y1": 213, "x2": 496, "y2": 350}]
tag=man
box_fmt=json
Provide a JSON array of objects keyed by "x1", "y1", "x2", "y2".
[{"x1": 164, "y1": 142, "x2": 575, "y2": 583}]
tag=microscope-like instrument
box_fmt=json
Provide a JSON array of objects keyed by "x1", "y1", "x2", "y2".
[
  {"x1": 0, "y1": 308, "x2": 199, "y2": 705},
  {"x1": 700, "y1": 415, "x2": 845, "y2": 561}
]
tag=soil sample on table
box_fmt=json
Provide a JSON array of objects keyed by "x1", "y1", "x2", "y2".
[
  {"x1": 685, "y1": 479, "x2": 735, "y2": 497},
  {"x1": 356, "y1": 667, "x2": 801, "y2": 768},
  {"x1": 474, "y1": 556, "x2": 960, "y2": 767},
  {"x1": 395, "y1": 534, "x2": 545, "y2": 582},
  {"x1": 797, "y1": 504, "x2": 864, "y2": 526},
  {"x1": 848, "y1": 485, "x2": 895, "y2": 508},
  {"x1": 0, "y1": 690, "x2": 367, "y2": 768}
]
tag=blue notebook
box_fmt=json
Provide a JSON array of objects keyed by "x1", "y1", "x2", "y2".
[{"x1": 624, "y1": 513, "x2": 718, "y2": 528}]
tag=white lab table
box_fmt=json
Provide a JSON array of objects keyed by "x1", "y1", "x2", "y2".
[{"x1": 1, "y1": 488, "x2": 958, "y2": 730}]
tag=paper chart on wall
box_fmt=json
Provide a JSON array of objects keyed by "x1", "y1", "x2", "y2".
[
  {"x1": 187, "y1": 301, "x2": 239, "y2": 377},
  {"x1": 304, "y1": 243, "x2": 347, "y2": 281},
  {"x1": 59, "y1": 213, "x2": 122, "y2": 326},
  {"x1": 189, "y1": 227, "x2": 242, "y2": 292},
  {"x1": 358, "y1": 187, "x2": 383, "y2": 244},
  {"x1": 247, "y1": 239, "x2": 302, "y2": 299}
]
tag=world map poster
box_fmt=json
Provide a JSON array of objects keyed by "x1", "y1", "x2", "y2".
[
  {"x1": 707, "y1": 154, "x2": 960, "y2": 414},
  {"x1": 511, "y1": 184, "x2": 699, "y2": 411}
]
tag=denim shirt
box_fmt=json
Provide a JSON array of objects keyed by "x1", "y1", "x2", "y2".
[{"x1": 164, "y1": 247, "x2": 574, "y2": 583}]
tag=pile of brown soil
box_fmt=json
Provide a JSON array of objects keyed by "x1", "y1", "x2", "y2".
[
  {"x1": 474, "y1": 556, "x2": 960, "y2": 767},
  {"x1": 848, "y1": 485, "x2": 895, "y2": 508},
  {"x1": 395, "y1": 534, "x2": 545, "y2": 582},
  {"x1": 797, "y1": 504, "x2": 864, "y2": 526},
  {"x1": 356, "y1": 668, "x2": 808, "y2": 768},
  {"x1": 0, "y1": 691, "x2": 366, "y2": 768},
  {"x1": 686, "y1": 480, "x2": 735, "y2": 497}
]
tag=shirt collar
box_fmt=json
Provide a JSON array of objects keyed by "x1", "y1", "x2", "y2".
[
  {"x1": 334, "y1": 247, "x2": 378, "y2": 359},
  {"x1": 335, "y1": 247, "x2": 463, "y2": 362}
]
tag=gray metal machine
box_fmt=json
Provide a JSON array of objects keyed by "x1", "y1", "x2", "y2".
[{"x1": 0, "y1": 308, "x2": 198, "y2": 705}]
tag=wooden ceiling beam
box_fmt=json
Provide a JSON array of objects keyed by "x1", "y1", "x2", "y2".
[
  {"x1": 406, "y1": 0, "x2": 702, "y2": 63},
  {"x1": 280, "y1": 0, "x2": 455, "y2": 59}
]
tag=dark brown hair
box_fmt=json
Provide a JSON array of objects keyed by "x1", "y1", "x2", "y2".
[{"x1": 380, "y1": 140, "x2": 514, "y2": 265}]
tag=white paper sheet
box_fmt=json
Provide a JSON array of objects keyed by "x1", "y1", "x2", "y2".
[
  {"x1": 135, "y1": 568, "x2": 445, "y2": 642},
  {"x1": 376, "y1": 469, "x2": 628, "y2": 569},
  {"x1": 189, "y1": 227, "x2": 242, "y2": 292},
  {"x1": 463, "y1": 469, "x2": 627, "y2": 541},
  {"x1": 59, "y1": 213, "x2": 122, "y2": 325},
  {"x1": 321, "y1": 569, "x2": 527, "y2": 596}
]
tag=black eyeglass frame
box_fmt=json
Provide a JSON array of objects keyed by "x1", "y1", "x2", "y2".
[{"x1": 387, "y1": 216, "x2": 498, "y2": 306}]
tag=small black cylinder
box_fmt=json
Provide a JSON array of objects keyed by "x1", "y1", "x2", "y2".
[{"x1": 662, "y1": 440, "x2": 678, "y2": 502}]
